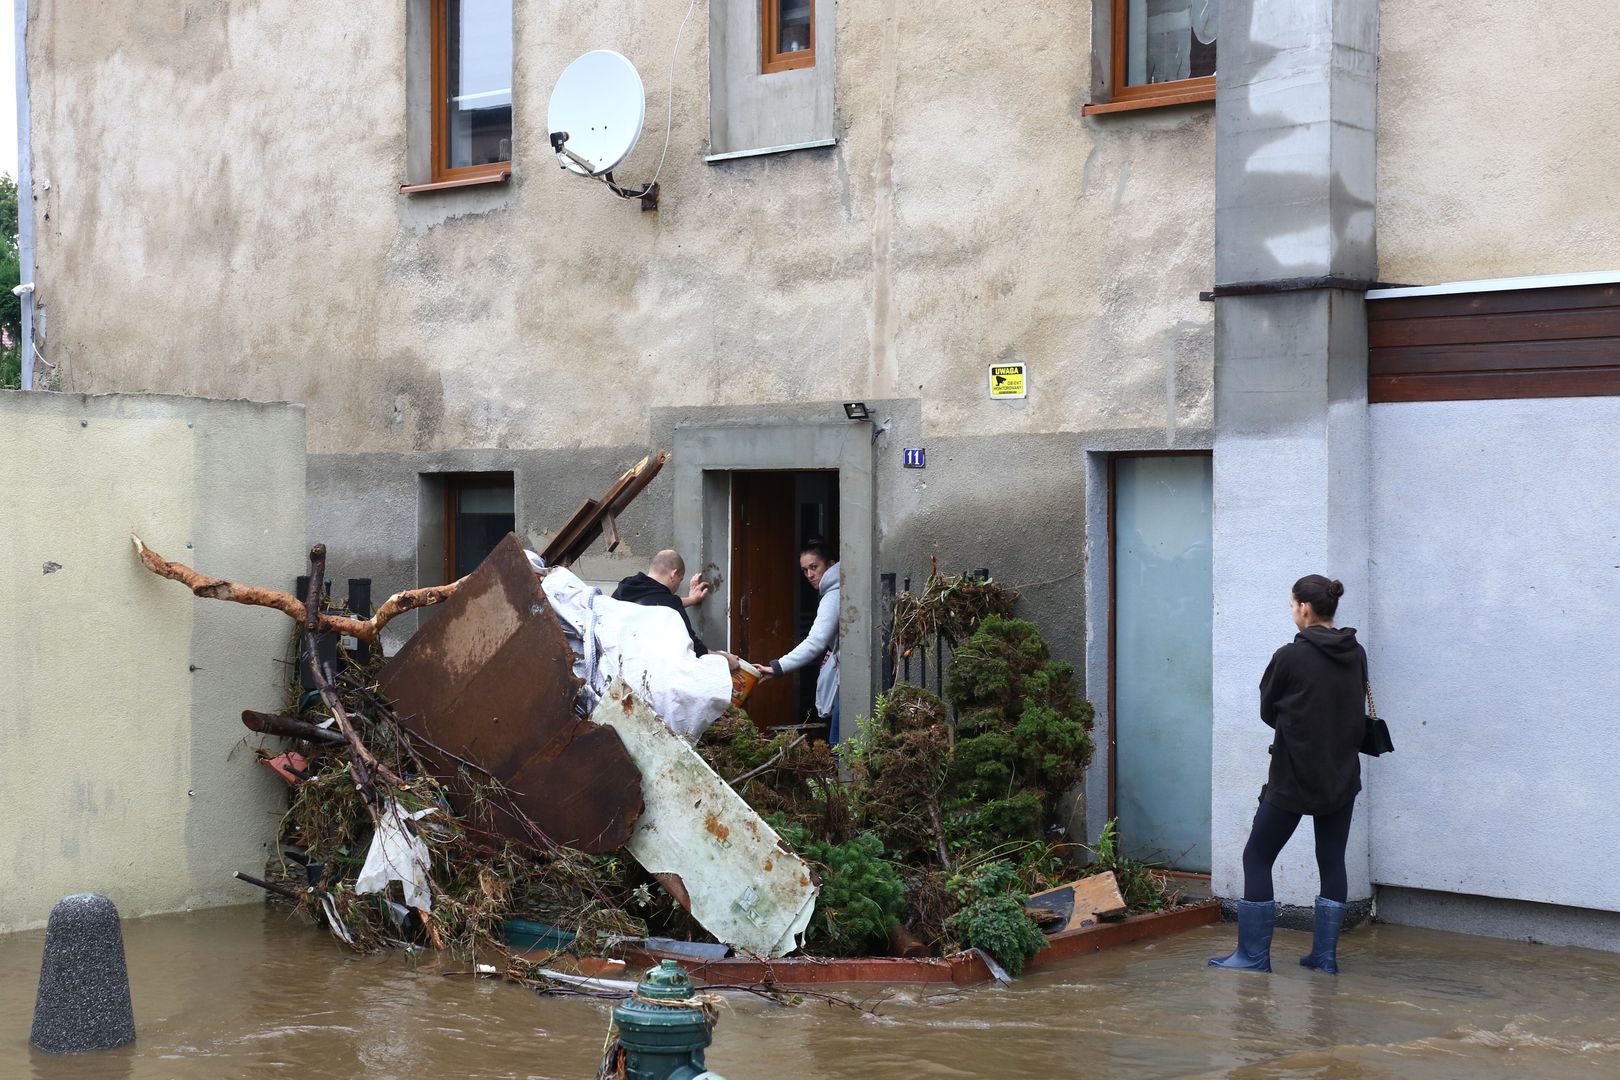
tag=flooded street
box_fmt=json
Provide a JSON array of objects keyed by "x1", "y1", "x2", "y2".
[{"x1": 3, "y1": 903, "x2": 1618, "y2": 1079}]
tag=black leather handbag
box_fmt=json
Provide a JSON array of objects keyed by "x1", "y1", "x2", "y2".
[{"x1": 1360, "y1": 681, "x2": 1395, "y2": 757}]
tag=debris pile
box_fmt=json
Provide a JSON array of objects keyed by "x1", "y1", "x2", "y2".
[
  {"x1": 701, "y1": 603, "x2": 1181, "y2": 975},
  {"x1": 133, "y1": 450, "x2": 1180, "y2": 983},
  {"x1": 888, "y1": 559, "x2": 1018, "y2": 664},
  {"x1": 269, "y1": 641, "x2": 644, "y2": 955}
]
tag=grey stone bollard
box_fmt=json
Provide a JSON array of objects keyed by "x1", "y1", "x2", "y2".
[{"x1": 31, "y1": 893, "x2": 136, "y2": 1053}]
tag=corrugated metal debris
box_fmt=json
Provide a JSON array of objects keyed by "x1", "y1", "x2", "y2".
[{"x1": 592, "y1": 679, "x2": 818, "y2": 958}]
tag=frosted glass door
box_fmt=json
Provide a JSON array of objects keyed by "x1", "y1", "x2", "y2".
[{"x1": 1112, "y1": 455, "x2": 1213, "y2": 872}]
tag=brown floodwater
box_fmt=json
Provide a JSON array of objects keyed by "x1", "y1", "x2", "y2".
[{"x1": 3, "y1": 902, "x2": 1618, "y2": 1079}]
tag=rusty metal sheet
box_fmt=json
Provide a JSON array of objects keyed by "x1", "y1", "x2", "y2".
[
  {"x1": 591, "y1": 679, "x2": 817, "y2": 957},
  {"x1": 379, "y1": 534, "x2": 643, "y2": 853}
]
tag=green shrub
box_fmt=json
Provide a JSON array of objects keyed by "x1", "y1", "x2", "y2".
[
  {"x1": 942, "y1": 617, "x2": 1095, "y2": 842},
  {"x1": 775, "y1": 818, "x2": 908, "y2": 957},
  {"x1": 942, "y1": 859, "x2": 1047, "y2": 976}
]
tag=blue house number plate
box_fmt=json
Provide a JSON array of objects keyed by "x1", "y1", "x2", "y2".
[{"x1": 903, "y1": 448, "x2": 926, "y2": 469}]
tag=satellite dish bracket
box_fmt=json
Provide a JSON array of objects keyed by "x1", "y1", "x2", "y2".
[{"x1": 550, "y1": 130, "x2": 659, "y2": 211}]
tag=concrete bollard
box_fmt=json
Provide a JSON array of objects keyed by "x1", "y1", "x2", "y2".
[{"x1": 31, "y1": 893, "x2": 137, "y2": 1054}]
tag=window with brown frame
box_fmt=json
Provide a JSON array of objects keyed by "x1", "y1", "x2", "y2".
[
  {"x1": 1085, "y1": 0, "x2": 1217, "y2": 115},
  {"x1": 431, "y1": 0, "x2": 514, "y2": 183},
  {"x1": 442, "y1": 473, "x2": 516, "y2": 583},
  {"x1": 762, "y1": 0, "x2": 815, "y2": 74}
]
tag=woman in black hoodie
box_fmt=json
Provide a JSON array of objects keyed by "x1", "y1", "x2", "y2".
[{"x1": 1210, "y1": 574, "x2": 1365, "y2": 976}]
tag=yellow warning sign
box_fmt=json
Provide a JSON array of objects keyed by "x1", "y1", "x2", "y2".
[{"x1": 989, "y1": 363, "x2": 1027, "y2": 399}]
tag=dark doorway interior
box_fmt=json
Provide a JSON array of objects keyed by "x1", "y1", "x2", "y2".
[{"x1": 729, "y1": 470, "x2": 840, "y2": 731}]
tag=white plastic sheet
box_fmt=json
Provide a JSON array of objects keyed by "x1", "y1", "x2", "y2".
[
  {"x1": 354, "y1": 801, "x2": 437, "y2": 913},
  {"x1": 539, "y1": 565, "x2": 732, "y2": 742}
]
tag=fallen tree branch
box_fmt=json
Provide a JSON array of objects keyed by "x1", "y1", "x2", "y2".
[
  {"x1": 302, "y1": 544, "x2": 403, "y2": 799},
  {"x1": 131, "y1": 534, "x2": 464, "y2": 644}
]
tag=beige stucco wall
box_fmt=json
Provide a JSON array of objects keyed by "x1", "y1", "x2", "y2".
[
  {"x1": 0, "y1": 391, "x2": 305, "y2": 933},
  {"x1": 24, "y1": 0, "x2": 1214, "y2": 453},
  {"x1": 1378, "y1": 0, "x2": 1620, "y2": 284}
]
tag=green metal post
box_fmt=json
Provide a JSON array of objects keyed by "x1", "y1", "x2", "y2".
[{"x1": 611, "y1": 960, "x2": 726, "y2": 1080}]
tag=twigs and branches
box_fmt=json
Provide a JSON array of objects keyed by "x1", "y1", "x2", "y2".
[
  {"x1": 301, "y1": 544, "x2": 400, "y2": 806},
  {"x1": 888, "y1": 556, "x2": 1018, "y2": 664},
  {"x1": 131, "y1": 534, "x2": 465, "y2": 644},
  {"x1": 727, "y1": 734, "x2": 806, "y2": 787}
]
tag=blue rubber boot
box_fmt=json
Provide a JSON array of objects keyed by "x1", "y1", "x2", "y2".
[
  {"x1": 1299, "y1": 896, "x2": 1346, "y2": 974},
  {"x1": 1209, "y1": 899, "x2": 1275, "y2": 972}
]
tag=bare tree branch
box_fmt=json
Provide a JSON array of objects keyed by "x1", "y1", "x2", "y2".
[{"x1": 131, "y1": 534, "x2": 464, "y2": 643}]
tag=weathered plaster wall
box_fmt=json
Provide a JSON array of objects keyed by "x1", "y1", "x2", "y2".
[
  {"x1": 0, "y1": 391, "x2": 306, "y2": 933},
  {"x1": 1378, "y1": 1, "x2": 1620, "y2": 284},
  {"x1": 26, "y1": 0, "x2": 1214, "y2": 452},
  {"x1": 1367, "y1": 396, "x2": 1620, "y2": 914}
]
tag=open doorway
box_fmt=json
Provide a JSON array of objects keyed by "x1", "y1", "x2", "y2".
[{"x1": 729, "y1": 470, "x2": 839, "y2": 732}]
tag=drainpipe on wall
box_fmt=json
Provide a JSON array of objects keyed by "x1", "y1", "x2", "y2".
[{"x1": 15, "y1": 0, "x2": 36, "y2": 390}]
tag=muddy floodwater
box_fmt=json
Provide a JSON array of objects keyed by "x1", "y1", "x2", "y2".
[{"x1": 3, "y1": 903, "x2": 1619, "y2": 1079}]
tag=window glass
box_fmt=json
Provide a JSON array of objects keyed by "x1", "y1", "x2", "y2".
[
  {"x1": 446, "y1": 0, "x2": 513, "y2": 169},
  {"x1": 451, "y1": 480, "x2": 514, "y2": 579},
  {"x1": 1126, "y1": 0, "x2": 1217, "y2": 86},
  {"x1": 777, "y1": 0, "x2": 813, "y2": 56}
]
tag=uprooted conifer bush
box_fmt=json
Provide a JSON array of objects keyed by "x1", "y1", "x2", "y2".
[{"x1": 942, "y1": 615, "x2": 1094, "y2": 854}]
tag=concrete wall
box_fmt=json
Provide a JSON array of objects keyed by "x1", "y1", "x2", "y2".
[
  {"x1": 25, "y1": 0, "x2": 1213, "y2": 454},
  {"x1": 1367, "y1": 396, "x2": 1620, "y2": 913},
  {"x1": 1209, "y1": 0, "x2": 1378, "y2": 911},
  {"x1": 1378, "y1": 1, "x2": 1620, "y2": 284},
  {"x1": 0, "y1": 391, "x2": 306, "y2": 933}
]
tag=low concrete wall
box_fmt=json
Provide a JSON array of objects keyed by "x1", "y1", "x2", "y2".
[
  {"x1": 0, "y1": 391, "x2": 306, "y2": 933},
  {"x1": 1368, "y1": 396, "x2": 1620, "y2": 915},
  {"x1": 1376, "y1": 886, "x2": 1620, "y2": 954}
]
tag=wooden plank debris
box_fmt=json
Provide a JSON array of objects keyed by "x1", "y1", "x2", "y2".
[
  {"x1": 540, "y1": 452, "x2": 668, "y2": 567},
  {"x1": 1026, "y1": 872, "x2": 1128, "y2": 935}
]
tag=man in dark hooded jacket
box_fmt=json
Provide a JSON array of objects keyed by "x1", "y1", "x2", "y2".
[{"x1": 612, "y1": 549, "x2": 710, "y2": 656}]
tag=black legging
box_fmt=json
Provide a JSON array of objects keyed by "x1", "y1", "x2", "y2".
[{"x1": 1241, "y1": 797, "x2": 1355, "y2": 903}]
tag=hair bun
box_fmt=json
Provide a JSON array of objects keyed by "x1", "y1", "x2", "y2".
[{"x1": 1327, "y1": 579, "x2": 1345, "y2": 598}]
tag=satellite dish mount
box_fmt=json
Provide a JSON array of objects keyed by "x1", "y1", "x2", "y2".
[{"x1": 548, "y1": 51, "x2": 658, "y2": 211}]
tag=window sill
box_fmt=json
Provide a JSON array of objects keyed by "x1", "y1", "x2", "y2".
[
  {"x1": 1081, "y1": 87, "x2": 1215, "y2": 116},
  {"x1": 400, "y1": 169, "x2": 511, "y2": 195},
  {"x1": 705, "y1": 137, "x2": 837, "y2": 164}
]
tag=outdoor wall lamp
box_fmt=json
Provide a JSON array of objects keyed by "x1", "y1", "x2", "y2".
[{"x1": 843, "y1": 401, "x2": 871, "y2": 421}]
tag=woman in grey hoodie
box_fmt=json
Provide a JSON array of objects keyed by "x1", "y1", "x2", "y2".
[{"x1": 754, "y1": 541, "x2": 842, "y2": 743}]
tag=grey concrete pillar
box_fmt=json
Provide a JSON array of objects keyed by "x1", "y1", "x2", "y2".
[{"x1": 1210, "y1": 0, "x2": 1379, "y2": 912}]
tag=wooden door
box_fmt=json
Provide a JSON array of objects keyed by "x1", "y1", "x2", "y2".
[{"x1": 730, "y1": 472, "x2": 799, "y2": 729}]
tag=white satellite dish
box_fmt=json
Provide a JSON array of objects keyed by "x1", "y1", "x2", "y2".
[{"x1": 548, "y1": 50, "x2": 646, "y2": 178}]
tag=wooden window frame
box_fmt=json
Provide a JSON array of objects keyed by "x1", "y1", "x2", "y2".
[
  {"x1": 1083, "y1": 0, "x2": 1215, "y2": 116},
  {"x1": 441, "y1": 472, "x2": 516, "y2": 584},
  {"x1": 430, "y1": 0, "x2": 512, "y2": 185},
  {"x1": 761, "y1": 0, "x2": 815, "y2": 74}
]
